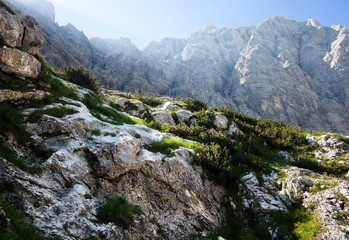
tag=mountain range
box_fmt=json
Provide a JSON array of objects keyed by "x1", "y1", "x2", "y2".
[{"x1": 4, "y1": 0, "x2": 349, "y2": 135}]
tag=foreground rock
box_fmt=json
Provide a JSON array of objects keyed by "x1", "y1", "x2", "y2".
[
  {"x1": 0, "y1": 47, "x2": 41, "y2": 78},
  {"x1": 0, "y1": 97, "x2": 226, "y2": 239},
  {"x1": 0, "y1": 5, "x2": 44, "y2": 79}
]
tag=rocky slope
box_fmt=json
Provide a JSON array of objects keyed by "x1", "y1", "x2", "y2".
[
  {"x1": 1, "y1": 4, "x2": 349, "y2": 239},
  {"x1": 4, "y1": 0, "x2": 349, "y2": 135}
]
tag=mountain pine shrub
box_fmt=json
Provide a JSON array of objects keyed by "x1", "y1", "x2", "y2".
[{"x1": 62, "y1": 66, "x2": 100, "y2": 93}]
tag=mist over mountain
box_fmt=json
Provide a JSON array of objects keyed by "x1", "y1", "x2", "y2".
[{"x1": 4, "y1": 0, "x2": 348, "y2": 135}]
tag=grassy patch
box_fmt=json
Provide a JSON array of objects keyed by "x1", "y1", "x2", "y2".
[
  {"x1": 35, "y1": 56, "x2": 79, "y2": 102},
  {"x1": 97, "y1": 197, "x2": 143, "y2": 229},
  {"x1": 146, "y1": 138, "x2": 198, "y2": 155},
  {"x1": 0, "y1": 104, "x2": 32, "y2": 145},
  {"x1": 253, "y1": 208, "x2": 321, "y2": 240},
  {"x1": 91, "y1": 129, "x2": 101, "y2": 136},
  {"x1": 83, "y1": 93, "x2": 138, "y2": 125},
  {"x1": 27, "y1": 106, "x2": 78, "y2": 123},
  {"x1": 0, "y1": 196, "x2": 60, "y2": 240}
]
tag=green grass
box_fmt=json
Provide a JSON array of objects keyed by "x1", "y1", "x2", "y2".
[
  {"x1": 91, "y1": 129, "x2": 101, "y2": 136},
  {"x1": 97, "y1": 197, "x2": 143, "y2": 229},
  {"x1": 0, "y1": 104, "x2": 32, "y2": 145},
  {"x1": 0, "y1": 196, "x2": 60, "y2": 240},
  {"x1": 27, "y1": 106, "x2": 78, "y2": 123},
  {"x1": 83, "y1": 93, "x2": 138, "y2": 125},
  {"x1": 252, "y1": 208, "x2": 321, "y2": 240},
  {"x1": 146, "y1": 138, "x2": 199, "y2": 155}
]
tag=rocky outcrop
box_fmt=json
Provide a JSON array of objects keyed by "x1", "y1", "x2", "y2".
[
  {"x1": 0, "y1": 89, "x2": 49, "y2": 102},
  {"x1": 176, "y1": 110, "x2": 193, "y2": 123},
  {"x1": 22, "y1": 16, "x2": 45, "y2": 55},
  {"x1": 0, "y1": 5, "x2": 44, "y2": 78},
  {"x1": 240, "y1": 172, "x2": 287, "y2": 215},
  {"x1": 0, "y1": 7, "x2": 23, "y2": 47},
  {"x1": 152, "y1": 110, "x2": 175, "y2": 125},
  {"x1": 214, "y1": 114, "x2": 229, "y2": 131},
  {"x1": 0, "y1": 93, "x2": 226, "y2": 239},
  {"x1": 0, "y1": 47, "x2": 41, "y2": 78}
]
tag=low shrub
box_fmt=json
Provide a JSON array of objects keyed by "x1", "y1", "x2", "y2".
[
  {"x1": 97, "y1": 197, "x2": 143, "y2": 229},
  {"x1": 133, "y1": 94, "x2": 165, "y2": 107},
  {"x1": 83, "y1": 93, "x2": 137, "y2": 125},
  {"x1": 146, "y1": 138, "x2": 198, "y2": 155},
  {"x1": 183, "y1": 98, "x2": 208, "y2": 112},
  {"x1": 27, "y1": 106, "x2": 78, "y2": 123},
  {"x1": 91, "y1": 129, "x2": 101, "y2": 136},
  {"x1": 62, "y1": 66, "x2": 100, "y2": 93}
]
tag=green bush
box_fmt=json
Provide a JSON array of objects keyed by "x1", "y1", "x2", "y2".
[
  {"x1": 27, "y1": 106, "x2": 78, "y2": 123},
  {"x1": 97, "y1": 197, "x2": 143, "y2": 229},
  {"x1": 183, "y1": 98, "x2": 208, "y2": 112},
  {"x1": 194, "y1": 110, "x2": 216, "y2": 129},
  {"x1": 133, "y1": 94, "x2": 165, "y2": 107},
  {"x1": 62, "y1": 66, "x2": 100, "y2": 93},
  {"x1": 83, "y1": 93, "x2": 137, "y2": 125},
  {"x1": 91, "y1": 129, "x2": 101, "y2": 136}
]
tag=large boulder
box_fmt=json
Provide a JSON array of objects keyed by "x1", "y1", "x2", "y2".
[
  {"x1": 0, "y1": 46, "x2": 42, "y2": 78},
  {"x1": 176, "y1": 110, "x2": 193, "y2": 123},
  {"x1": 22, "y1": 16, "x2": 45, "y2": 55},
  {"x1": 0, "y1": 7, "x2": 23, "y2": 48},
  {"x1": 152, "y1": 110, "x2": 175, "y2": 125},
  {"x1": 214, "y1": 114, "x2": 228, "y2": 130}
]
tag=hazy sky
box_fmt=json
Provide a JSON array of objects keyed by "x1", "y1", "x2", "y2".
[{"x1": 48, "y1": 0, "x2": 349, "y2": 49}]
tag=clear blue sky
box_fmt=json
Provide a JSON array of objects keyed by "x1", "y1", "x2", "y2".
[{"x1": 48, "y1": 0, "x2": 349, "y2": 49}]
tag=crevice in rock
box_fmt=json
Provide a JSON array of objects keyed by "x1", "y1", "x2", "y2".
[{"x1": 20, "y1": 25, "x2": 26, "y2": 49}]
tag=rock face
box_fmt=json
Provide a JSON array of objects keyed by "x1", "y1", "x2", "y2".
[
  {"x1": 0, "y1": 5, "x2": 44, "y2": 78},
  {"x1": 22, "y1": 16, "x2": 45, "y2": 55},
  {"x1": 5, "y1": 0, "x2": 349, "y2": 134},
  {"x1": 0, "y1": 94, "x2": 226, "y2": 239},
  {"x1": 0, "y1": 7, "x2": 23, "y2": 47},
  {"x1": 0, "y1": 47, "x2": 41, "y2": 78}
]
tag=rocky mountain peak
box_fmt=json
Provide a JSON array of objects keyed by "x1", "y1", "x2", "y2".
[
  {"x1": 307, "y1": 18, "x2": 322, "y2": 28},
  {"x1": 202, "y1": 23, "x2": 218, "y2": 33}
]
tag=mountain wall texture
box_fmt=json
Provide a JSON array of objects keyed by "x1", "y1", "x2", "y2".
[{"x1": 4, "y1": 0, "x2": 349, "y2": 135}]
